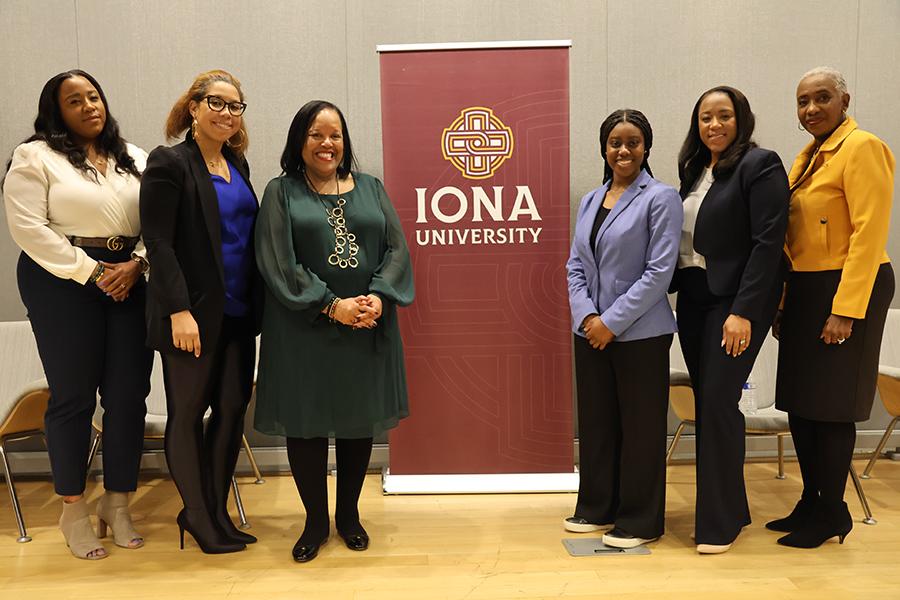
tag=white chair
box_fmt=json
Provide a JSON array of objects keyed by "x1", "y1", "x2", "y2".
[
  {"x1": 861, "y1": 308, "x2": 900, "y2": 479},
  {"x1": 0, "y1": 321, "x2": 50, "y2": 543},
  {"x1": 666, "y1": 333, "x2": 791, "y2": 477},
  {"x1": 87, "y1": 352, "x2": 263, "y2": 529}
]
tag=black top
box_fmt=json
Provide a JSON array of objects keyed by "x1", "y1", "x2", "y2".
[{"x1": 590, "y1": 205, "x2": 612, "y2": 252}]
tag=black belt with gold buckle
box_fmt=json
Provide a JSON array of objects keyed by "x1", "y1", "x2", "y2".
[{"x1": 68, "y1": 235, "x2": 139, "y2": 252}]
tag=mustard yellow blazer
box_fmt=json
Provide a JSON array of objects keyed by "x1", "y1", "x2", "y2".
[{"x1": 786, "y1": 117, "x2": 896, "y2": 319}]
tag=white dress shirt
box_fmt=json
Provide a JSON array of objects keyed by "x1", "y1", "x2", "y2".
[
  {"x1": 4, "y1": 140, "x2": 147, "y2": 284},
  {"x1": 678, "y1": 167, "x2": 714, "y2": 269}
]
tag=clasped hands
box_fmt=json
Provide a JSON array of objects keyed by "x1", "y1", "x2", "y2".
[
  {"x1": 582, "y1": 315, "x2": 615, "y2": 350},
  {"x1": 94, "y1": 259, "x2": 142, "y2": 301},
  {"x1": 332, "y1": 294, "x2": 383, "y2": 329}
]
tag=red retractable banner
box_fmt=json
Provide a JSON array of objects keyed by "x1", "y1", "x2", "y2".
[{"x1": 381, "y1": 43, "x2": 572, "y2": 476}]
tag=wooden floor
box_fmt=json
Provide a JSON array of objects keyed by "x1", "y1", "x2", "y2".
[{"x1": 1, "y1": 460, "x2": 899, "y2": 600}]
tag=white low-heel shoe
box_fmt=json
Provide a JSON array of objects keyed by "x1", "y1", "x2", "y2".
[
  {"x1": 696, "y1": 542, "x2": 732, "y2": 554},
  {"x1": 563, "y1": 516, "x2": 609, "y2": 533},
  {"x1": 602, "y1": 527, "x2": 659, "y2": 549}
]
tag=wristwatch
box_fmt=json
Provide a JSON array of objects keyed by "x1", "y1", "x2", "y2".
[{"x1": 132, "y1": 254, "x2": 150, "y2": 274}]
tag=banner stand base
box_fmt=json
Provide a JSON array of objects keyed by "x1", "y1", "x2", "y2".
[{"x1": 382, "y1": 467, "x2": 578, "y2": 495}]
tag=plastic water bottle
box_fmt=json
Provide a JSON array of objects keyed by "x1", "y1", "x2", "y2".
[{"x1": 739, "y1": 378, "x2": 757, "y2": 415}]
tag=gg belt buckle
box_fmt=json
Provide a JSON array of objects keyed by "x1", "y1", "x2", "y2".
[{"x1": 106, "y1": 236, "x2": 125, "y2": 251}]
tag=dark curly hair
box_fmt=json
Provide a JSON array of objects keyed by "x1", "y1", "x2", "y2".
[
  {"x1": 4, "y1": 69, "x2": 140, "y2": 186},
  {"x1": 280, "y1": 100, "x2": 357, "y2": 181},
  {"x1": 677, "y1": 85, "x2": 757, "y2": 195},
  {"x1": 599, "y1": 109, "x2": 654, "y2": 184}
]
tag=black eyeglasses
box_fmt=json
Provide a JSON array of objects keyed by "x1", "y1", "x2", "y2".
[{"x1": 203, "y1": 95, "x2": 247, "y2": 116}]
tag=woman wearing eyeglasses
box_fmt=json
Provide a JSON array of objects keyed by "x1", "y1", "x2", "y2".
[{"x1": 140, "y1": 70, "x2": 261, "y2": 554}]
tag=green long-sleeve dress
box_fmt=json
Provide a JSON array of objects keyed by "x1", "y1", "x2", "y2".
[{"x1": 253, "y1": 172, "x2": 414, "y2": 439}]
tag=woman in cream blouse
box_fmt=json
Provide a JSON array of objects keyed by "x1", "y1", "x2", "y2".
[
  {"x1": 3, "y1": 70, "x2": 152, "y2": 559},
  {"x1": 771, "y1": 67, "x2": 895, "y2": 549}
]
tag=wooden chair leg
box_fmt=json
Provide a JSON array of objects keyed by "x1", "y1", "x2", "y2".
[
  {"x1": 861, "y1": 416, "x2": 898, "y2": 479},
  {"x1": 849, "y1": 463, "x2": 876, "y2": 525},
  {"x1": 666, "y1": 422, "x2": 686, "y2": 464},
  {"x1": 776, "y1": 433, "x2": 786, "y2": 479},
  {"x1": 241, "y1": 435, "x2": 265, "y2": 484}
]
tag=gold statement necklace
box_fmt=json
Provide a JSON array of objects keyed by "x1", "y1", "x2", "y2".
[{"x1": 306, "y1": 172, "x2": 359, "y2": 269}]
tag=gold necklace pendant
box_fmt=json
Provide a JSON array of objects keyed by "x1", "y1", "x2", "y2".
[
  {"x1": 325, "y1": 197, "x2": 359, "y2": 269},
  {"x1": 306, "y1": 172, "x2": 360, "y2": 269}
]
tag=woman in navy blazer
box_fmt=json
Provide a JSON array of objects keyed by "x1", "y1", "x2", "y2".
[
  {"x1": 565, "y1": 109, "x2": 682, "y2": 548},
  {"x1": 673, "y1": 86, "x2": 789, "y2": 553}
]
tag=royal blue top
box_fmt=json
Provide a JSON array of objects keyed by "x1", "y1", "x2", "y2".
[{"x1": 211, "y1": 162, "x2": 257, "y2": 317}]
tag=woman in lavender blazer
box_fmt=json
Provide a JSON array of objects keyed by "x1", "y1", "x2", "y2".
[{"x1": 565, "y1": 109, "x2": 682, "y2": 549}]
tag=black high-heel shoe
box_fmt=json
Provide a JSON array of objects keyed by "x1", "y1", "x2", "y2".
[
  {"x1": 177, "y1": 509, "x2": 246, "y2": 554},
  {"x1": 212, "y1": 508, "x2": 257, "y2": 545},
  {"x1": 776, "y1": 501, "x2": 853, "y2": 548},
  {"x1": 765, "y1": 496, "x2": 817, "y2": 532}
]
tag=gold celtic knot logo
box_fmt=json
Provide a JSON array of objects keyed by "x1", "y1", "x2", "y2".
[{"x1": 441, "y1": 107, "x2": 514, "y2": 180}]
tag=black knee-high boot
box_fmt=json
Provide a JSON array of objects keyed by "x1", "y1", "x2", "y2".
[
  {"x1": 766, "y1": 413, "x2": 819, "y2": 532},
  {"x1": 163, "y1": 352, "x2": 245, "y2": 554},
  {"x1": 203, "y1": 328, "x2": 256, "y2": 544},
  {"x1": 777, "y1": 420, "x2": 855, "y2": 548},
  {"x1": 205, "y1": 413, "x2": 255, "y2": 544}
]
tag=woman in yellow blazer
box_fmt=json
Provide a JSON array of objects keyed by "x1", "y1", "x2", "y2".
[{"x1": 771, "y1": 67, "x2": 895, "y2": 548}]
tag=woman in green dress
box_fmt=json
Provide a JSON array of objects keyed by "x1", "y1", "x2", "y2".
[{"x1": 255, "y1": 100, "x2": 414, "y2": 563}]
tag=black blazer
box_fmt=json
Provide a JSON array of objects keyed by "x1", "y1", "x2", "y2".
[
  {"x1": 139, "y1": 136, "x2": 262, "y2": 353},
  {"x1": 672, "y1": 147, "x2": 790, "y2": 322}
]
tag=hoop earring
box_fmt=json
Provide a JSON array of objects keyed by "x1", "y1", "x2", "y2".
[
  {"x1": 226, "y1": 129, "x2": 245, "y2": 149},
  {"x1": 191, "y1": 119, "x2": 199, "y2": 140},
  {"x1": 797, "y1": 121, "x2": 805, "y2": 131}
]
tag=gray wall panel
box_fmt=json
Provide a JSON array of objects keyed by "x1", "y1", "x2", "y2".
[
  {"x1": 0, "y1": 0, "x2": 79, "y2": 320},
  {"x1": 607, "y1": 0, "x2": 860, "y2": 191},
  {"x1": 75, "y1": 0, "x2": 350, "y2": 194},
  {"x1": 856, "y1": 0, "x2": 900, "y2": 268}
]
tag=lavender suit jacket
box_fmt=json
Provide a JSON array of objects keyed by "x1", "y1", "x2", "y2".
[{"x1": 566, "y1": 169, "x2": 683, "y2": 342}]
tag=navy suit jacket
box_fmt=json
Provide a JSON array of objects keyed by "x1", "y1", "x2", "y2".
[
  {"x1": 672, "y1": 147, "x2": 790, "y2": 323},
  {"x1": 567, "y1": 169, "x2": 683, "y2": 341}
]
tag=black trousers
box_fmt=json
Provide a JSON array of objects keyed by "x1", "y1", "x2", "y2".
[
  {"x1": 573, "y1": 333, "x2": 672, "y2": 539},
  {"x1": 675, "y1": 267, "x2": 779, "y2": 545},
  {"x1": 161, "y1": 316, "x2": 255, "y2": 513},
  {"x1": 17, "y1": 251, "x2": 152, "y2": 496}
]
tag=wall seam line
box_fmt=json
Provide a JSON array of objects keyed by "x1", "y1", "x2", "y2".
[
  {"x1": 345, "y1": 0, "x2": 351, "y2": 123},
  {"x1": 73, "y1": 0, "x2": 80, "y2": 66},
  {"x1": 605, "y1": 2, "x2": 609, "y2": 114},
  {"x1": 854, "y1": 0, "x2": 862, "y2": 116}
]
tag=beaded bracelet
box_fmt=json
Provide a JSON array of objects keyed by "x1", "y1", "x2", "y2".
[
  {"x1": 327, "y1": 297, "x2": 340, "y2": 322},
  {"x1": 87, "y1": 263, "x2": 105, "y2": 284}
]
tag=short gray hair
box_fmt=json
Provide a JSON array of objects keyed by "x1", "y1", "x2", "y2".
[{"x1": 800, "y1": 66, "x2": 849, "y2": 95}]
